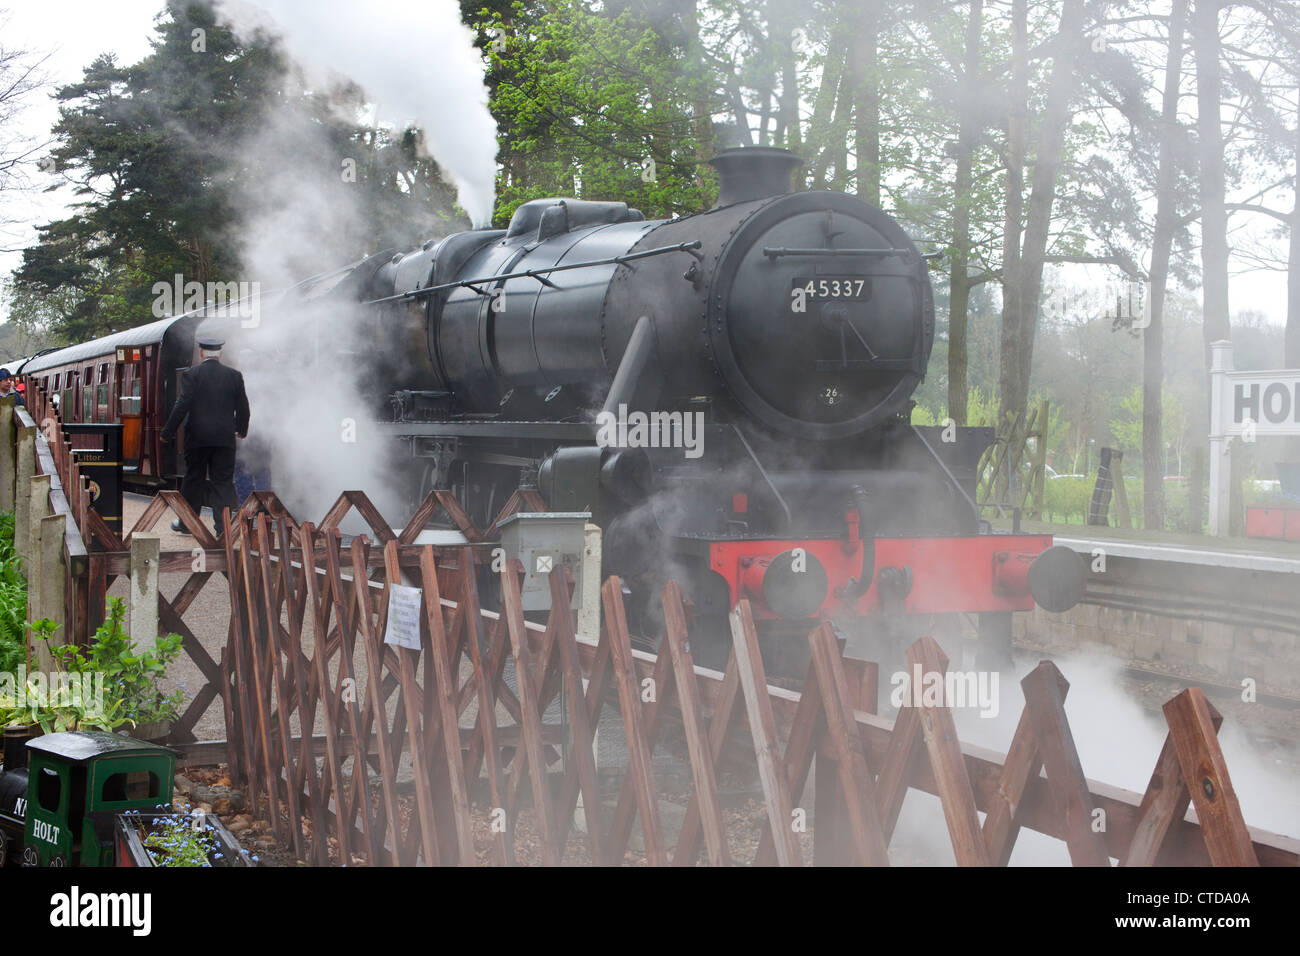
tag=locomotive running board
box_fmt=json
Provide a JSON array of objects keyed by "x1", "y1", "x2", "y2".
[{"x1": 373, "y1": 421, "x2": 597, "y2": 440}]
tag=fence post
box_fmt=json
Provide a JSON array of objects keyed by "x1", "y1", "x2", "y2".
[
  {"x1": 30, "y1": 513, "x2": 67, "y2": 671},
  {"x1": 576, "y1": 522, "x2": 604, "y2": 821},
  {"x1": 130, "y1": 532, "x2": 161, "y2": 646},
  {"x1": 1112, "y1": 461, "x2": 1132, "y2": 529},
  {"x1": 0, "y1": 395, "x2": 14, "y2": 513},
  {"x1": 13, "y1": 421, "x2": 35, "y2": 562},
  {"x1": 578, "y1": 522, "x2": 602, "y2": 639},
  {"x1": 26, "y1": 475, "x2": 50, "y2": 630}
]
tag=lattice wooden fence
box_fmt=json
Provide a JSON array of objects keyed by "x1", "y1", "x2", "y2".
[
  {"x1": 13, "y1": 371, "x2": 551, "y2": 745},
  {"x1": 15, "y1": 382, "x2": 1293, "y2": 866},
  {"x1": 978, "y1": 399, "x2": 1049, "y2": 520},
  {"x1": 223, "y1": 504, "x2": 1299, "y2": 866}
]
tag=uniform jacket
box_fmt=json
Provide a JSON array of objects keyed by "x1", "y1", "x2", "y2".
[{"x1": 161, "y1": 358, "x2": 250, "y2": 448}]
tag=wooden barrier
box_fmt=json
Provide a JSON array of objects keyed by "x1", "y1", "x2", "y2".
[
  {"x1": 979, "y1": 399, "x2": 1049, "y2": 520},
  {"x1": 221, "y1": 504, "x2": 1299, "y2": 866},
  {"x1": 7, "y1": 381, "x2": 1295, "y2": 866},
  {"x1": 8, "y1": 380, "x2": 546, "y2": 744}
]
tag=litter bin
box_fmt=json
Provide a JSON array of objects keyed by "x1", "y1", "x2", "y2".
[{"x1": 65, "y1": 422, "x2": 124, "y2": 541}]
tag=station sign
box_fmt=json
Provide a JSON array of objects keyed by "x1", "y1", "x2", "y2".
[
  {"x1": 1209, "y1": 340, "x2": 1300, "y2": 535},
  {"x1": 1223, "y1": 371, "x2": 1300, "y2": 436}
]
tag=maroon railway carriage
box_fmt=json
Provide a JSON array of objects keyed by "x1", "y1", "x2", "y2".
[{"x1": 19, "y1": 313, "x2": 206, "y2": 492}]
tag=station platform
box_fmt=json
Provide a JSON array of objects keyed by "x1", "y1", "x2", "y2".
[{"x1": 989, "y1": 518, "x2": 1300, "y2": 575}]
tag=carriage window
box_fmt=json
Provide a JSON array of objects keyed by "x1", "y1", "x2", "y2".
[
  {"x1": 37, "y1": 767, "x2": 62, "y2": 812},
  {"x1": 98, "y1": 363, "x2": 108, "y2": 384},
  {"x1": 120, "y1": 378, "x2": 142, "y2": 415},
  {"x1": 100, "y1": 771, "x2": 160, "y2": 803}
]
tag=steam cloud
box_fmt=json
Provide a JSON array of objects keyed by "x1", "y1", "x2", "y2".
[
  {"x1": 200, "y1": 0, "x2": 497, "y2": 525},
  {"x1": 214, "y1": 0, "x2": 498, "y2": 226}
]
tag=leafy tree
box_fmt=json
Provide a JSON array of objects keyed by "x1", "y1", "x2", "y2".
[
  {"x1": 477, "y1": 0, "x2": 717, "y2": 224},
  {"x1": 1110, "y1": 384, "x2": 1188, "y2": 470},
  {"x1": 13, "y1": 1, "x2": 469, "y2": 340},
  {"x1": 13, "y1": 3, "x2": 282, "y2": 338}
]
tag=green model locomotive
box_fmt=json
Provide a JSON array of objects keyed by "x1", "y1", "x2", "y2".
[{"x1": 0, "y1": 727, "x2": 177, "y2": 867}]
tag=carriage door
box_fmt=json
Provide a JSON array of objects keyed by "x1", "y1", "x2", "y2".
[
  {"x1": 116, "y1": 346, "x2": 144, "y2": 467},
  {"x1": 96, "y1": 363, "x2": 110, "y2": 422},
  {"x1": 81, "y1": 366, "x2": 94, "y2": 422}
]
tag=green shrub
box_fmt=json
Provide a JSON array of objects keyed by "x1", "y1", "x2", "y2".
[
  {"x1": 1, "y1": 619, "x2": 130, "y2": 732},
  {"x1": 1043, "y1": 476, "x2": 1094, "y2": 524},
  {"x1": 42, "y1": 598, "x2": 186, "y2": 727},
  {"x1": 0, "y1": 512, "x2": 25, "y2": 676}
]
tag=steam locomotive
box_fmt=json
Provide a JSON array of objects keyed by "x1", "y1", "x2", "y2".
[
  {"x1": 23, "y1": 146, "x2": 1085, "y2": 669},
  {"x1": 257, "y1": 145, "x2": 1083, "y2": 666}
]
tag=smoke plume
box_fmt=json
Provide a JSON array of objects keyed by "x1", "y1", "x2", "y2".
[
  {"x1": 214, "y1": 0, "x2": 498, "y2": 226},
  {"x1": 200, "y1": 0, "x2": 496, "y2": 525}
]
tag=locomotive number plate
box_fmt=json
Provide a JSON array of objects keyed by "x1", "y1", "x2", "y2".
[{"x1": 793, "y1": 277, "x2": 870, "y2": 300}]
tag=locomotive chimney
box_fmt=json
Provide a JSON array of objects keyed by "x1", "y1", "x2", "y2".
[
  {"x1": 708, "y1": 147, "x2": 803, "y2": 207},
  {"x1": 2, "y1": 725, "x2": 32, "y2": 771}
]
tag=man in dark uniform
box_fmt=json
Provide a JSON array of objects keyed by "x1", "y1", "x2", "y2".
[{"x1": 160, "y1": 334, "x2": 250, "y2": 536}]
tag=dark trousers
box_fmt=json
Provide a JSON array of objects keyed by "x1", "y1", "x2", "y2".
[{"x1": 180, "y1": 444, "x2": 238, "y2": 532}]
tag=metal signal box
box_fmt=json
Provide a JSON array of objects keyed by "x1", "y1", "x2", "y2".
[{"x1": 497, "y1": 512, "x2": 590, "y2": 611}]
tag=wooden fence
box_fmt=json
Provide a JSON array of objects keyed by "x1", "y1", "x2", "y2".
[
  {"x1": 9, "y1": 381, "x2": 1297, "y2": 865},
  {"x1": 978, "y1": 400, "x2": 1049, "y2": 521},
  {"x1": 7, "y1": 380, "x2": 548, "y2": 745},
  {"x1": 224, "y1": 504, "x2": 1300, "y2": 866},
  {"x1": 3, "y1": 394, "x2": 89, "y2": 669}
]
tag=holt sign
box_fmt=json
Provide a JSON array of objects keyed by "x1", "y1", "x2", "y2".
[{"x1": 1209, "y1": 340, "x2": 1300, "y2": 535}]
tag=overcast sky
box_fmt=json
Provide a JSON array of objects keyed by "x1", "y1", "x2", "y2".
[
  {"x1": 1, "y1": 1, "x2": 160, "y2": 276},
  {"x1": 0, "y1": 0, "x2": 1291, "y2": 328}
]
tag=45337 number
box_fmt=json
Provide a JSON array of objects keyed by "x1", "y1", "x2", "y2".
[{"x1": 793, "y1": 277, "x2": 870, "y2": 300}]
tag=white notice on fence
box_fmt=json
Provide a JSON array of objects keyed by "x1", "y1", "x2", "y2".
[{"x1": 384, "y1": 584, "x2": 423, "y2": 650}]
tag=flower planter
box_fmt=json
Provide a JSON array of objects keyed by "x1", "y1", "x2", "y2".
[
  {"x1": 1, "y1": 724, "x2": 41, "y2": 770},
  {"x1": 114, "y1": 812, "x2": 256, "y2": 868},
  {"x1": 125, "y1": 720, "x2": 172, "y2": 743}
]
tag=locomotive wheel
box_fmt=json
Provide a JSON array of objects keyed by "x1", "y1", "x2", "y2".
[{"x1": 20, "y1": 844, "x2": 38, "y2": 867}]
